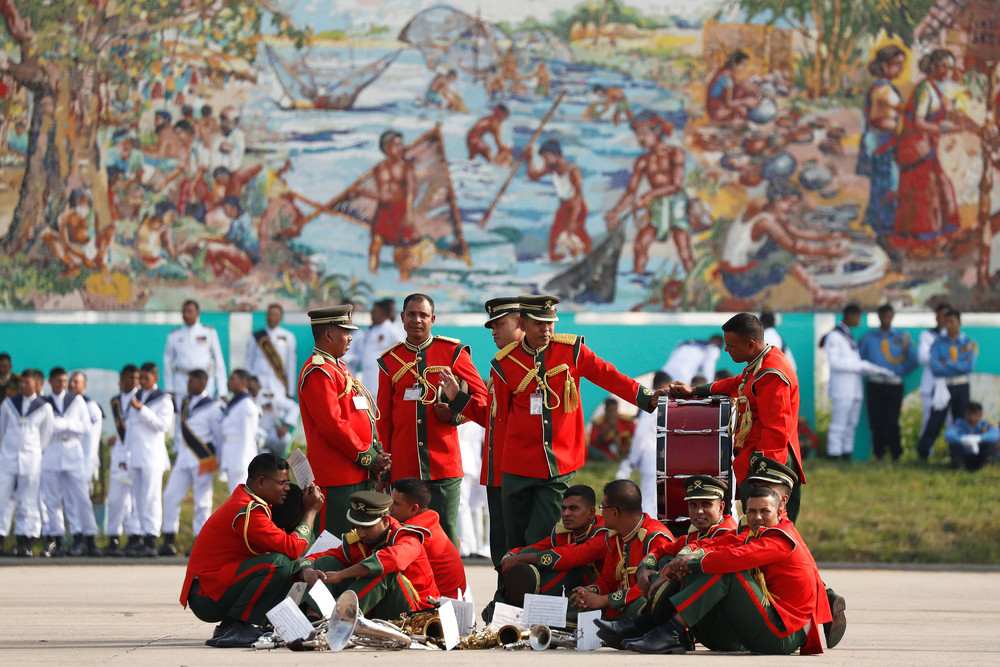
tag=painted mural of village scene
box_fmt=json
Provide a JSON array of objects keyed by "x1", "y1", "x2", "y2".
[{"x1": 2, "y1": 0, "x2": 1000, "y2": 313}]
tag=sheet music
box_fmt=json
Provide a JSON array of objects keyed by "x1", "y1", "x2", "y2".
[
  {"x1": 576, "y1": 610, "x2": 602, "y2": 651},
  {"x1": 304, "y1": 530, "x2": 342, "y2": 557},
  {"x1": 439, "y1": 596, "x2": 475, "y2": 635},
  {"x1": 287, "y1": 449, "x2": 315, "y2": 488},
  {"x1": 265, "y1": 597, "x2": 314, "y2": 642},
  {"x1": 308, "y1": 580, "x2": 336, "y2": 619},
  {"x1": 438, "y1": 601, "x2": 461, "y2": 650},
  {"x1": 522, "y1": 593, "x2": 568, "y2": 628},
  {"x1": 488, "y1": 602, "x2": 526, "y2": 631}
]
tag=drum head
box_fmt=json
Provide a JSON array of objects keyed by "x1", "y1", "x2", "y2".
[{"x1": 271, "y1": 483, "x2": 304, "y2": 532}]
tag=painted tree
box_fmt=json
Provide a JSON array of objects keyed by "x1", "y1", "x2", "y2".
[
  {"x1": 722, "y1": 0, "x2": 936, "y2": 98},
  {"x1": 0, "y1": 0, "x2": 309, "y2": 255}
]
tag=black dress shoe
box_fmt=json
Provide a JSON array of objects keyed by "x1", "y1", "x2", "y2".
[
  {"x1": 212, "y1": 622, "x2": 263, "y2": 648},
  {"x1": 213, "y1": 617, "x2": 240, "y2": 639},
  {"x1": 594, "y1": 616, "x2": 656, "y2": 649},
  {"x1": 824, "y1": 593, "x2": 847, "y2": 648},
  {"x1": 622, "y1": 618, "x2": 687, "y2": 654}
]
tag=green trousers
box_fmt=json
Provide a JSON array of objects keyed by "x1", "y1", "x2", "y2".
[
  {"x1": 320, "y1": 481, "x2": 374, "y2": 537},
  {"x1": 497, "y1": 547, "x2": 597, "y2": 623},
  {"x1": 501, "y1": 471, "x2": 574, "y2": 550},
  {"x1": 486, "y1": 485, "x2": 506, "y2": 570},
  {"x1": 308, "y1": 555, "x2": 422, "y2": 620},
  {"x1": 187, "y1": 553, "x2": 293, "y2": 626},
  {"x1": 427, "y1": 477, "x2": 462, "y2": 549},
  {"x1": 669, "y1": 570, "x2": 806, "y2": 654}
]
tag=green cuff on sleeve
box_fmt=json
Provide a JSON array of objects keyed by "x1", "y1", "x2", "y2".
[
  {"x1": 635, "y1": 385, "x2": 655, "y2": 412},
  {"x1": 355, "y1": 444, "x2": 379, "y2": 469},
  {"x1": 693, "y1": 384, "x2": 712, "y2": 398},
  {"x1": 449, "y1": 390, "x2": 472, "y2": 414},
  {"x1": 359, "y1": 553, "x2": 382, "y2": 577},
  {"x1": 535, "y1": 550, "x2": 560, "y2": 570},
  {"x1": 608, "y1": 588, "x2": 628, "y2": 611},
  {"x1": 640, "y1": 555, "x2": 657, "y2": 569}
]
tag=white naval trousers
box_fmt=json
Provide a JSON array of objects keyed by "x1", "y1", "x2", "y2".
[
  {"x1": 161, "y1": 466, "x2": 215, "y2": 535},
  {"x1": 827, "y1": 397, "x2": 863, "y2": 457}
]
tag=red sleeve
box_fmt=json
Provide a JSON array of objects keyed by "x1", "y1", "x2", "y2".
[
  {"x1": 300, "y1": 370, "x2": 374, "y2": 462},
  {"x1": 576, "y1": 344, "x2": 643, "y2": 407},
  {"x1": 371, "y1": 531, "x2": 423, "y2": 574},
  {"x1": 751, "y1": 373, "x2": 796, "y2": 460},
  {"x1": 376, "y1": 364, "x2": 394, "y2": 456},
  {"x1": 546, "y1": 533, "x2": 609, "y2": 571},
  {"x1": 699, "y1": 530, "x2": 795, "y2": 574},
  {"x1": 619, "y1": 534, "x2": 672, "y2": 606},
  {"x1": 244, "y1": 507, "x2": 310, "y2": 559},
  {"x1": 592, "y1": 539, "x2": 618, "y2": 595},
  {"x1": 646, "y1": 537, "x2": 685, "y2": 561},
  {"x1": 710, "y1": 373, "x2": 741, "y2": 397}
]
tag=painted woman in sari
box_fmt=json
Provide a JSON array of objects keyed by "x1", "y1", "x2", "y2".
[
  {"x1": 892, "y1": 49, "x2": 976, "y2": 249},
  {"x1": 857, "y1": 46, "x2": 906, "y2": 237}
]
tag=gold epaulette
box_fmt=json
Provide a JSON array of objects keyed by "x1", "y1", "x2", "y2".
[
  {"x1": 637, "y1": 527, "x2": 648, "y2": 543},
  {"x1": 434, "y1": 335, "x2": 461, "y2": 344},
  {"x1": 554, "y1": 521, "x2": 570, "y2": 535},
  {"x1": 310, "y1": 354, "x2": 326, "y2": 366},
  {"x1": 551, "y1": 333, "x2": 578, "y2": 344},
  {"x1": 346, "y1": 530, "x2": 361, "y2": 545},
  {"x1": 494, "y1": 340, "x2": 519, "y2": 361},
  {"x1": 379, "y1": 341, "x2": 405, "y2": 358}
]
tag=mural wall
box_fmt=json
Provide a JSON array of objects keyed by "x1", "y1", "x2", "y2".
[{"x1": 2, "y1": 0, "x2": 1000, "y2": 314}]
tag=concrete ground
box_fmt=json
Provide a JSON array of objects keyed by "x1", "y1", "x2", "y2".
[{"x1": 1, "y1": 561, "x2": 999, "y2": 666}]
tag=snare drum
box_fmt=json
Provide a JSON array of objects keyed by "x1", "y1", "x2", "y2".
[{"x1": 656, "y1": 396, "x2": 734, "y2": 536}]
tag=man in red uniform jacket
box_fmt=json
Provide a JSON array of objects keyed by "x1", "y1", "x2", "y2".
[
  {"x1": 669, "y1": 312, "x2": 805, "y2": 521},
  {"x1": 492, "y1": 295, "x2": 668, "y2": 549},
  {"x1": 299, "y1": 305, "x2": 390, "y2": 536},
  {"x1": 180, "y1": 453, "x2": 324, "y2": 648},
  {"x1": 376, "y1": 293, "x2": 487, "y2": 548},
  {"x1": 569, "y1": 480, "x2": 674, "y2": 619},
  {"x1": 389, "y1": 477, "x2": 467, "y2": 599},
  {"x1": 495, "y1": 484, "x2": 607, "y2": 616},
  {"x1": 615, "y1": 486, "x2": 832, "y2": 655},
  {"x1": 298, "y1": 490, "x2": 439, "y2": 619}
]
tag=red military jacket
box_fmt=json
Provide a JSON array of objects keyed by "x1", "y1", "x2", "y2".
[
  {"x1": 506, "y1": 517, "x2": 607, "y2": 583},
  {"x1": 403, "y1": 509, "x2": 467, "y2": 598},
  {"x1": 298, "y1": 348, "x2": 381, "y2": 486},
  {"x1": 685, "y1": 516, "x2": 832, "y2": 655},
  {"x1": 590, "y1": 514, "x2": 674, "y2": 616},
  {"x1": 377, "y1": 336, "x2": 488, "y2": 481},
  {"x1": 707, "y1": 345, "x2": 804, "y2": 487},
  {"x1": 451, "y1": 367, "x2": 509, "y2": 487},
  {"x1": 589, "y1": 415, "x2": 636, "y2": 460},
  {"x1": 640, "y1": 514, "x2": 738, "y2": 565},
  {"x1": 492, "y1": 334, "x2": 655, "y2": 478},
  {"x1": 180, "y1": 485, "x2": 313, "y2": 606},
  {"x1": 302, "y1": 516, "x2": 440, "y2": 604}
]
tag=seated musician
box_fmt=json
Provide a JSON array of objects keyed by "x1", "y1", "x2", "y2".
[
  {"x1": 493, "y1": 485, "x2": 607, "y2": 618},
  {"x1": 568, "y1": 480, "x2": 674, "y2": 619},
  {"x1": 600, "y1": 487, "x2": 832, "y2": 655},
  {"x1": 297, "y1": 491, "x2": 439, "y2": 620},
  {"x1": 389, "y1": 477, "x2": 467, "y2": 599},
  {"x1": 180, "y1": 453, "x2": 324, "y2": 648}
]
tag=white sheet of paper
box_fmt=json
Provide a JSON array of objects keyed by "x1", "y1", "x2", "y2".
[
  {"x1": 522, "y1": 593, "x2": 568, "y2": 628},
  {"x1": 438, "y1": 601, "x2": 461, "y2": 651},
  {"x1": 488, "y1": 602, "x2": 526, "y2": 631},
  {"x1": 286, "y1": 581, "x2": 308, "y2": 605},
  {"x1": 265, "y1": 597, "x2": 314, "y2": 642},
  {"x1": 576, "y1": 610, "x2": 602, "y2": 651},
  {"x1": 287, "y1": 449, "x2": 315, "y2": 488},
  {"x1": 304, "y1": 530, "x2": 342, "y2": 558},
  {"x1": 440, "y1": 596, "x2": 475, "y2": 636},
  {"x1": 308, "y1": 580, "x2": 336, "y2": 619}
]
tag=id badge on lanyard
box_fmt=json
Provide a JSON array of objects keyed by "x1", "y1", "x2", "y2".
[{"x1": 530, "y1": 391, "x2": 543, "y2": 415}]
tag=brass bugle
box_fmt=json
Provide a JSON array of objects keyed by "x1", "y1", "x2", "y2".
[
  {"x1": 528, "y1": 624, "x2": 578, "y2": 650},
  {"x1": 498, "y1": 624, "x2": 531, "y2": 648}
]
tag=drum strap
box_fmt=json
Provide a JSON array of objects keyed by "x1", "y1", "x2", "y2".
[{"x1": 730, "y1": 345, "x2": 771, "y2": 449}]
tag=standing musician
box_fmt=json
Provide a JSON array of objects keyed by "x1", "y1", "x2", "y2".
[
  {"x1": 376, "y1": 293, "x2": 487, "y2": 548},
  {"x1": 104, "y1": 364, "x2": 140, "y2": 556},
  {"x1": 299, "y1": 305, "x2": 389, "y2": 536},
  {"x1": 181, "y1": 453, "x2": 323, "y2": 648},
  {"x1": 245, "y1": 303, "x2": 298, "y2": 398}
]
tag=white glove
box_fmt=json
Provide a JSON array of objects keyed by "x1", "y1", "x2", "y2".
[
  {"x1": 931, "y1": 379, "x2": 950, "y2": 410},
  {"x1": 218, "y1": 469, "x2": 229, "y2": 484},
  {"x1": 960, "y1": 434, "x2": 981, "y2": 455}
]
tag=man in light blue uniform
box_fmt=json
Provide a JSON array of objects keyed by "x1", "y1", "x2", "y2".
[
  {"x1": 944, "y1": 402, "x2": 998, "y2": 471},
  {"x1": 918, "y1": 309, "x2": 977, "y2": 465},
  {"x1": 859, "y1": 304, "x2": 918, "y2": 461}
]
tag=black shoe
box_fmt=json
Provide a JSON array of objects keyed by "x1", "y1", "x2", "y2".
[
  {"x1": 212, "y1": 617, "x2": 240, "y2": 639},
  {"x1": 121, "y1": 535, "x2": 142, "y2": 557},
  {"x1": 66, "y1": 534, "x2": 87, "y2": 557},
  {"x1": 41, "y1": 536, "x2": 60, "y2": 558},
  {"x1": 481, "y1": 600, "x2": 496, "y2": 624},
  {"x1": 85, "y1": 535, "x2": 101, "y2": 557},
  {"x1": 14, "y1": 535, "x2": 34, "y2": 557},
  {"x1": 212, "y1": 622, "x2": 263, "y2": 648},
  {"x1": 622, "y1": 618, "x2": 687, "y2": 654},
  {"x1": 158, "y1": 533, "x2": 178, "y2": 556},
  {"x1": 824, "y1": 593, "x2": 847, "y2": 648},
  {"x1": 103, "y1": 536, "x2": 122, "y2": 556},
  {"x1": 595, "y1": 616, "x2": 656, "y2": 649},
  {"x1": 133, "y1": 535, "x2": 158, "y2": 557}
]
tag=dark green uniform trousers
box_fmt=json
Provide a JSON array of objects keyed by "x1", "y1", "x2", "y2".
[
  {"x1": 486, "y1": 485, "x2": 506, "y2": 570},
  {"x1": 308, "y1": 555, "x2": 422, "y2": 620},
  {"x1": 188, "y1": 553, "x2": 293, "y2": 626},
  {"x1": 427, "y1": 477, "x2": 462, "y2": 549},
  {"x1": 669, "y1": 570, "x2": 806, "y2": 654},
  {"x1": 319, "y1": 481, "x2": 375, "y2": 537},
  {"x1": 501, "y1": 471, "x2": 574, "y2": 549}
]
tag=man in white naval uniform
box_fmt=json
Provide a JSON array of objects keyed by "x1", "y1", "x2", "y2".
[
  {"x1": 65, "y1": 371, "x2": 104, "y2": 556},
  {"x1": 159, "y1": 370, "x2": 223, "y2": 556},
  {"x1": 616, "y1": 371, "x2": 670, "y2": 517},
  {"x1": 353, "y1": 299, "x2": 405, "y2": 398},
  {"x1": 661, "y1": 336, "x2": 724, "y2": 385},
  {"x1": 248, "y1": 375, "x2": 299, "y2": 457},
  {"x1": 39, "y1": 367, "x2": 97, "y2": 558},
  {"x1": 760, "y1": 310, "x2": 797, "y2": 372},
  {"x1": 245, "y1": 303, "x2": 298, "y2": 398},
  {"x1": 0, "y1": 370, "x2": 54, "y2": 557},
  {"x1": 104, "y1": 364, "x2": 141, "y2": 556},
  {"x1": 821, "y1": 305, "x2": 893, "y2": 460},
  {"x1": 123, "y1": 362, "x2": 174, "y2": 557},
  {"x1": 918, "y1": 303, "x2": 950, "y2": 431},
  {"x1": 215, "y1": 369, "x2": 261, "y2": 493},
  {"x1": 163, "y1": 299, "x2": 227, "y2": 404}
]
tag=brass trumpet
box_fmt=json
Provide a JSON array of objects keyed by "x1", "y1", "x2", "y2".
[{"x1": 529, "y1": 624, "x2": 579, "y2": 650}]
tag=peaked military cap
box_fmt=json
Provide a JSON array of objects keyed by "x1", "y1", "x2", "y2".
[
  {"x1": 518, "y1": 294, "x2": 560, "y2": 322},
  {"x1": 307, "y1": 304, "x2": 359, "y2": 330},
  {"x1": 347, "y1": 490, "x2": 392, "y2": 526},
  {"x1": 683, "y1": 475, "x2": 729, "y2": 501},
  {"x1": 746, "y1": 452, "x2": 799, "y2": 488},
  {"x1": 484, "y1": 296, "x2": 522, "y2": 328}
]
